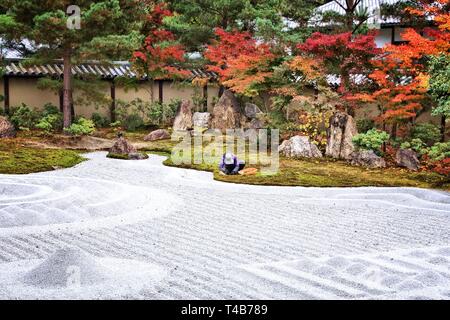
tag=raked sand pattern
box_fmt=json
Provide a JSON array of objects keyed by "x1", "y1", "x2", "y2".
[{"x1": 0, "y1": 152, "x2": 449, "y2": 299}]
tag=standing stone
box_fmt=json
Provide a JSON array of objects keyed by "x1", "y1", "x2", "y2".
[
  {"x1": 109, "y1": 136, "x2": 137, "y2": 155},
  {"x1": 173, "y1": 100, "x2": 193, "y2": 131},
  {"x1": 326, "y1": 112, "x2": 358, "y2": 160},
  {"x1": 350, "y1": 150, "x2": 386, "y2": 168},
  {"x1": 396, "y1": 149, "x2": 420, "y2": 171},
  {"x1": 144, "y1": 129, "x2": 171, "y2": 141},
  {"x1": 211, "y1": 90, "x2": 243, "y2": 132},
  {"x1": 0, "y1": 116, "x2": 16, "y2": 138},
  {"x1": 278, "y1": 135, "x2": 323, "y2": 158},
  {"x1": 192, "y1": 112, "x2": 211, "y2": 130},
  {"x1": 244, "y1": 103, "x2": 262, "y2": 119}
]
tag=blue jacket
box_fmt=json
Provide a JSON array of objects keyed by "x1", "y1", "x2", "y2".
[{"x1": 219, "y1": 154, "x2": 240, "y2": 173}]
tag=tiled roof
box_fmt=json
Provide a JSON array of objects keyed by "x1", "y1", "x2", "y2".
[
  {"x1": 313, "y1": 0, "x2": 405, "y2": 26},
  {"x1": 3, "y1": 59, "x2": 218, "y2": 80}
]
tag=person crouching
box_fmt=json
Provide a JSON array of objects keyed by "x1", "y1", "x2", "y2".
[{"x1": 219, "y1": 153, "x2": 246, "y2": 175}]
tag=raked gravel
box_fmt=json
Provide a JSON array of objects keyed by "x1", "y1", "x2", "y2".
[{"x1": 0, "y1": 152, "x2": 449, "y2": 299}]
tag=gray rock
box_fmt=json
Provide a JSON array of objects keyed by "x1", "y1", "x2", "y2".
[
  {"x1": 144, "y1": 129, "x2": 170, "y2": 141},
  {"x1": 211, "y1": 90, "x2": 244, "y2": 132},
  {"x1": 278, "y1": 135, "x2": 323, "y2": 158},
  {"x1": 246, "y1": 118, "x2": 266, "y2": 130},
  {"x1": 0, "y1": 116, "x2": 16, "y2": 138},
  {"x1": 326, "y1": 112, "x2": 357, "y2": 160},
  {"x1": 109, "y1": 137, "x2": 137, "y2": 155},
  {"x1": 192, "y1": 112, "x2": 211, "y2": 129},
  {"x1": 244, "y1": 103, "x2": 262, "y2": 119},
  {"x1": 351, "y1": 150, "x2": 386, "y2": 168},
  {"x1": 128, "y1": 152, "x2": 149, "y2": 160},
  {"x1": 396, "y1": 149, "x2": 420, "y2": 171},
  {"x1": 173, "y1": 100, "x2": 193, "y2": 131}
]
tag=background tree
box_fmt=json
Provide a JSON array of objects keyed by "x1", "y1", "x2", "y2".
[
  {"x1": 298, "y1": 31, "x2": 380, "y2": 115},
  {"x1": 132, "y1": 3, "x2": 189, "y2": 102},
  {"x1": 0, "y1": 0, "x2": 151, "y2": 128}
]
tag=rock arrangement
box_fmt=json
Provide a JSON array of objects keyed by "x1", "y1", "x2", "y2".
[
  {"x1": 173, "y1": 100, "x2": 193, "y2": 131},
  {"x1": 396, "y1": 149, "x2": 420, "y2": 171},
  {"x1": 326, "y1": 112, "x2": 357, "y2": 160},
  {"x1": 350, "y1": 150, "x2": 386, "y2": 168},
  {"x1": 108, "y1": 136, "x2": 148, "y2": 160},
  {"x1": 144, "y1": 129, "x2": 171, "y2": 142},
  {"x1": 0, "y1": 116, "x2": 16, "y2": 138},
  {"x1": 279, "y1": 135, "x2": 323, "y2": 159}
]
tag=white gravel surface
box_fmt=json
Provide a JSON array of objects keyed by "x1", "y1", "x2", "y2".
[{"x1": 0, "y1": 152, "x2": 449, "y2": 299}]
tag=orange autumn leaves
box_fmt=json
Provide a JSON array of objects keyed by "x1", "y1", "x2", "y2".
[{"x1": 205, "y1": 28, "x2": 277, "y2": 97}]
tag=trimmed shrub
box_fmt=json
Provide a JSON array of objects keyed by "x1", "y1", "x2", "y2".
[
  {"x1": 427, "y1": 142, "x2": 450, "y2": 161},
  {"x1": 123, "y1": 114, "x2": 144, "y2": 131},
  {"x1": 352, "y1": 129, "x2": 390, "y2": 155},
  {"x1": 400, "y1": 138, "x2": 429, "y2": 156},
  {"x1": 411, "y1": 123, "x2": 441, "y2": 146},
  {"x1": 64, "y1": 117, "x2": 95, "y2": 136},
  {"x1": 9, "y1": 103, "x2": 39, "y2": 130},
  {"x1": 36, "y1": 114, "x2": 63, "y2": 133},
  {"x1": 91, "y1": 112, "x2": 110, "y2": 128}
]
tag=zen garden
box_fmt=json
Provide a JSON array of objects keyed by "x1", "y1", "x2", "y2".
[{"x1": 0, "y1": 0, "x2": 449, "y2": 302}]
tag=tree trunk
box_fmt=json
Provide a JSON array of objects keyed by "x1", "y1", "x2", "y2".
[
  {"x1": 441, "y1": 115, "x2": 447, "y2": 142},
  {"x1": 62, "y1": 51, "x2": 73, "y2": 128}
]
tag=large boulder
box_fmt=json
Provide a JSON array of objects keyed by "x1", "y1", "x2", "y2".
[
  {"x1": 350, "y1": 150, "x2": 386, "y2": 168},
  {"x1": 0, "y1": 116, "x2": 16, "y2": 138},
  {"x1": 211, "y1": 90, "x2": 244, "y2": 132},
  {"x1": 244, "y1": 103, "x2": 262, "y2": 119},
  {"x1": 279, "y1": 135, "x2": 323, "y2": 158},
  {"x1": 107, "y1": 136, "x2": 148, "y2": 160},
  {"x1": 396, "y1": 149, "x2": 420, "y2": 171},
  {"x1": 192, "y1": 112, "x2": 211, "y2": 130},
  {"x1": 173, "y1": 100, "x2": 193, "y2": 131},
  {"x1": 144, "y1": 129, "x2": 170, "y2": 142},
  {"x1": 326, "y1": 112, "x2": 357, "y2": 160}
]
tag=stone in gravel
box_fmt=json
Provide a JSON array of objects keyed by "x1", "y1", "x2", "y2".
[
  {"x1": 128, "y1": 152, "x2": 149, "y2": 160},
  {"x1": 396, "y1": 148, "x2": 420, "y2": 171},
  {"x1": 0, "y1": 116, "x2": 16, "y2": 138},
  {"x1": 326, "y1": 112, "x2": 357, "y2": 160},
  {"x1": 144, "y1": 129, "x2": 170, "y2": 142},
  {"x1": 108, "y1": 137, "x2": 147, "y2": 160},
  {"x1": 173, "y1": 100, "x2": 193, "y2": 131},
  {"x1": 109, "y1": 136, "x2": 137, "y2": 155},
  {"x1": 22, "y1": 247, "x2": 111, "y2": 288},
  {"x1": 278, "y1": 135, "x2": 323, "y2": 158},
  {"x1": 211, "y1": 90, "x2": 244, "y2": 132},
  {"x1": 244, "y1": 103, "x2": 262, "y2": 119},
  {"x1": 350, "y1": 150, "x2": 386, "y2": 168}
]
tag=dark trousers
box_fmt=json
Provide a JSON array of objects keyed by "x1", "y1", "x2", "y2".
[{"x1": 222, "y1": 161, "x2": 245, "y2": 175}]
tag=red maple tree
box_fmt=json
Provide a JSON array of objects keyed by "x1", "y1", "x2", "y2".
[
  {"x1": 133, "y1": 3, "x2": 189, "y2": 80},
  {"x1": 204, "y1": 28, "x2": 278, "y2": 96},
  {"x1": 298, "y1": 31, "x2": 381, "y2": 113}
]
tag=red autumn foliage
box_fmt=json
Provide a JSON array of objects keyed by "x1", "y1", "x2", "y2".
[
  {"x1": 352, "y1": 0, "x2": 450, "y2": 126},
  {"x1": 133, "y1": 3, "x2": 189, "y2": 80},
  {"x1": 298, "y1": 32, "x2": 380, "y2": 100},
  {"x1": 204, "y1": 28, "x2": 278, "y2": 96}
]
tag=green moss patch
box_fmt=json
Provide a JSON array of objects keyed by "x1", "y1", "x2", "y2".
[
  {"x1": 142, "y1": 140, "x2": 449, "y2": 191},
  {"x1": 0, "y1": 139, "x2": 85, "y2": 174}
]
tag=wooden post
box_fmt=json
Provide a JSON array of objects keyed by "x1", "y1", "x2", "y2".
[
  {"x1": 203, "y1": 83, "x2": 208, "y2": 111},
  {"x1": 158, "y1": 80, "x2": 163, "y2": 104},
  {"x1": 110, "y1": 81, "x2": 116, "y2": 122},
  {"x1": 3, "y1": 76, "x2": 10, "y2": 115}
]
